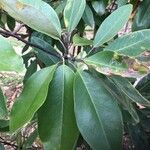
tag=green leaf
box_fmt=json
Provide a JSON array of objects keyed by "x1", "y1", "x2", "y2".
[
  {"x1": 93, "y1": 4, "x2": 132, "y2": 47},
  {"x1": 0, "y1": 88, "x2": 7, "y2": 119},
  {"x1": 132, "y1": 0, "x2": 150, "y2": 31},
  {"x1": 0, "y1": 0, "x2": 61, "y2": 39},
  {"x1": 0, "y1": 119, "x2": 9, "y2": 132},
  {"x1": 23, "y1": 60, "x2": 37, "y2": 83},
  {"x1": 92, "y1": 1, "x2": 107, "y2": 16},
  {"x1": 136, "y1": 74, "x2": 150, "y2": 101},
  {"x1": 110, "y1": 75, "x2": 150, "y2": 106},
  {"x1": 31, "y1": 36, "x2": 60, "y2": 65},
  {"x1": 10, "y1": 65, "x2": 57, "y2": 132},
  {"x1": 38, "y1": 65, "x2": 78, "y2": 149},
  {"x1": 74, "y1": 71, "x2": 123, "y2": 150},
  {"x1": 0, "y1": 35, "x2": 24, "y2": 72},
  {"x1": 85, "y1": 51, "x2": 127, "y2": 71},
  {"x1": 104, "y1": 29, "x2": 150, "y2": 56},
  {"x1": 102, "y1": 76, "x2": 139, "y2": 123},
  {"x1": 64, "y1": 0, "x2": 86, "y2": 32},
  {"x1": 7, "y1": 15, "x2": 16, "y2": 31},
  {"x1": 82, "y1": 4, "x2": 95, "y2": 28},
  {"x1": 73, "y1": 34, "x2": 93, "y2": 46}
]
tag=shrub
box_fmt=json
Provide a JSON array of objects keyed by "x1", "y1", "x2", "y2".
[{"x1": 0, "y1": 0, "x2": 150, "y2": 149}]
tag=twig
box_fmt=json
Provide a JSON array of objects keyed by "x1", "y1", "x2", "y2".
[
  {"x1": 0, "y1": 30, "x2": 62, "y2": 59},
  {"x1": 59, "y1": 40, "x2": 68, "y2": 54}
]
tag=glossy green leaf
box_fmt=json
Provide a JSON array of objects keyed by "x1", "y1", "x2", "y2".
[
  {"x1": 38, "y1": 65, "x2": 78, "y2": 150},
  {"x1": 110, "y1": 75, "x2": 150, "y2": 106},
  {"x1": 64, "y1": 0, "x2": 86, "y2": 32},
  {"x1": 85, "y1": 51, "x2": 127, "y2": 71},
  {"x1": 82, "y1": 4, "x2": 95, "y2": 28},
  {"x1": 104, "y1": 29, "x2": 150, "y2": 56},
  {"x1": 102, "y1": 76, "x2": 139, "y2": 123},
  {"x1": 136, "y1": 74, "x2": 150, "y2": 101},
  {"x1": 10, "y1": 65, "x2": 57, "y2": 132},
  {"x1": 0, "y1": 88, "x2": 7, "y2": 119},
  {"x1": 31, "y1": 36, "x2": 60, "y2": 66},
  {"x1": 0, "y1": 35, "x2": 24, "y2": 72},
  {"x1": 73, "y1": 34, "x2": 93, "y2": 46},
  {"x1": 0, "y1": 0, "x2": 61, "y2": 39},
  {"x1": 74, "y1": 71, "x2": 123, "y2": 150},
  {"x1": 132, "y1": 0, "x2": 150, "y2": 31},
  {"x1": 93, "y1": 4, "x2": 132, "y2": 47}
]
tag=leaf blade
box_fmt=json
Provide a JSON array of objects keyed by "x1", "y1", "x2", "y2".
[
  {"x1": 38, "y1": 65, "x2": 78, "y2": 150},
  {"x1": 64, "y1": 0, "x2": 86, "y2": 32},
  {"x1": 0, "y1": 35, "x2": 24, "y2": 72},
  {"x1": 74, "y1": 71, "x2": 123, "y2": 150},
  {"x1": 10, "y1": 65, "x2": 57, "y2": 132},
  {"x1": 93, "y1": 4, "x2": 132, "y2": 47},
  {"x1": 104, "y1": 29, "x2": 150, "y2": 56},
  {"x1": 1, "y1": 0, "x2": 61, "y2": 39}
]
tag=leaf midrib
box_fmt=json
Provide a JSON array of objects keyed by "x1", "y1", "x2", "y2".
[
  {"x1": 115, "y1": 33, "x2": 150, "y2": 53},
  {"x1": 79, "y1": 72, "x2": 111, "y2": 149},
  {"x1": 94, "y1": 7, "x2": 130, "y2": 47},
  {"x1": 4, "y1": 1, "x2": 60, "y2": 37}
]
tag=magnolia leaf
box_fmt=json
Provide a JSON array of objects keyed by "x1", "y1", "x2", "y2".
[
  {"x1": 0, "y1": 35, "x2": 24, "y2": 72},
  {"x1": 132, "y1": 0, "x2": 150, "y2": 31},
  {"x1": 0, "y1": 0, "x2": 61, "y2": 39},
  {"x1": 85, "y1": 51, "x2": 128, "y2": 72},
  {"x1": 38, "y1": 65, "x2": 78, "y2": 149},
  {"x1": 73, "y1": 34, "x2": 93, "y2": 46},
  {"x1": 82, "y1": 4, "x2": 95, "y2": 28},
  {"x1": 74, "y1": 71, "x2": 123, "y2": 150},
  {"x1": 10, "y1": 65, "x2": 57, "y2": 132},
  {"x1": 104, "y1": 29, "x2": 150, "y2": 56},
  {"x1": 93, "y1": 4, "x2": 132, "y2": 47},
  {"x1": 64, "y1": 0, "x2": 86, "y2": 32},
  {"x1": 110, "y1": 75, "x2": 150, "y2": 106}
]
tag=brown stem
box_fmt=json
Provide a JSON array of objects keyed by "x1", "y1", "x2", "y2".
[
  {"x1": 131, "y1": 0, "x2": 141, "y2": 19},
  {"x1": 0, "y1": 30, "x2": 62, "y2": 59}
]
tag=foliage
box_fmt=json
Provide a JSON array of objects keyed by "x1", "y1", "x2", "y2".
[{"x1": 0, "y1": 0, "x2": 150, "y2": 149}]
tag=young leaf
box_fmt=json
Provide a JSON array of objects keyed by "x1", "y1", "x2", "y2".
[
  {"x1": 38, "y1": 65, "x2": 78, "y2": 150},
  {"x1": 10, "y1": 65, "x2": 57, "y2": 132},
  {"x1": 0, "y1": 0, "x2": 61, "y2": 39},
  {"x1": 0, "y1": 35, "x2": 24, "y2": 72},
  {"x1": 73, "y1": 34, "x2": 93, "y2": 46},
  {"x1": 64, "y1": 0, "x2": 86, "y2": 32},
  {"x1": 85, "y1": 51, "x2": 127, "y2": 71},
  {"x1": 74, "y1": 71, "x2": 123, "y2": 150},
  {"x1": 0, "y1": 88, "x2": 7, "y2": 119},
  {"x1": 110, "y1": 75, "x2": 150, "y2": 106},
  {"x1": 93, "y1": 4, "x2": 132, "y2": 47},
  {"x1": 104, "y1": 29, "x2": 150, "y2": 57}
]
